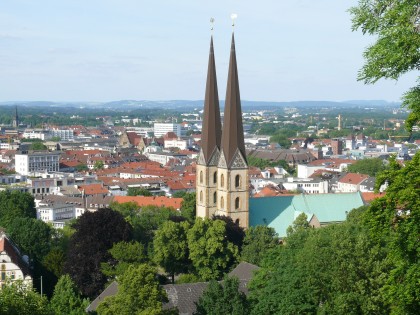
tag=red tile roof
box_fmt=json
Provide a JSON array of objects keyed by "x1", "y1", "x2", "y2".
[
  {"x1": 338, "y1": 173, "x2": 369, "y2": 185},
  {"x1": 113, "y1": 196, "x2": 183, "y2": 210},
  {"x1": 79, "y1": 183, "x2": 109, "y2": 195},
  {"x1": 361, "y1": 192, "x2": 385, "y2": 203}
]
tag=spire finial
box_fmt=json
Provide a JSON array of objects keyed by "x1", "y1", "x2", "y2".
[
  {"x1": 230, "y1": 13, "x2": 238, "y2": 30},
  {"x1": 210, "y1": 17, "x2": 215, "y2": 34}
]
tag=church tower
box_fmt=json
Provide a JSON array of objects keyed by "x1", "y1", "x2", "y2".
[
  {"x1": 196, "y1": 36, "x2": 222, "y2": 219},
  {"x1": 217, "y1": 33, "x2": 249, "y2": 228},
  {"x1": 12, "y1": 106, "x2": 19, "y2": 129}
]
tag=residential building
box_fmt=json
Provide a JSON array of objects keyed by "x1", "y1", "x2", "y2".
[
  {"x1": 154, "y1": 123, "x2": 181, "y2": 138},
  {"x1": 15, "y1": 152, "x2": 60, "y2": 176}
]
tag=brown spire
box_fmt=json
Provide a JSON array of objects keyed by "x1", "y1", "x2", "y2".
[
  {"x1": 200, "y1": 36, "x2": 222, "y2": 165},
  {"x1": 221, "y1": 33, "x2": 247, "y2": 168}
]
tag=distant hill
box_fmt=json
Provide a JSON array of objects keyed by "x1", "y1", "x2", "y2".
[{"x1": 0, "y1": 99, "x2": 402, "y2": 109}]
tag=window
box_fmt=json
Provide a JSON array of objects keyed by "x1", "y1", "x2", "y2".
[
  {"x1": 235, "y1": 175, "x2": 241, "y2": 188},
  {"x1": 220, "y1": 196, "x2": 224, "y2": 209},
  {"x1": 235, "y1": 197, "x2": 240, "y2": 209},
  {"x1": 213, "y1": 172, "x2": 217, "y2": 184},
  {"x1": 221, "y1": 174, "x2": 224, "y2": 188},
  {"x1": 213, "y1": 192, "x2": 217, "y2": 204},
  {"x1": 200, "y1": 191, "x2": 203, "y2": 202},
  {"x1": 200, "y1": 171, "x2": 203, "y2": 184}
]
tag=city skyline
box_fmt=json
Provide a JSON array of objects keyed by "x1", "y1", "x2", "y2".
[{"x1": 0, "y1": 0, "x2": 416, "y2": 102}]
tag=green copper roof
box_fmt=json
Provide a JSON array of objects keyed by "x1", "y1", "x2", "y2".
[{"x1": 249, "y1": 192, "x2": 365, "y2": 237}]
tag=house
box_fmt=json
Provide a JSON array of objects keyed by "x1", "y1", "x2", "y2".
[
  {"x1": 86, "y1": 262, "x2": 259, "y2": 314},
  {"x1": 336, "y1": 173, "x2": 369, "y2": 193},
  {"x1": 0, "y1": 232, "x2": 32, "y2": 288}
]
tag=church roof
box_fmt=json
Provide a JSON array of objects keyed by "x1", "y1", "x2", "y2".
[
  {"x1": 249, "y1": 192, "x2": 365, "y2": 237},
  {"x1": 220, "y1": 33, "x2": 247, "y2": 168},
  {"x1": 200, "y1": 36, "x2": 222, "y2": 166}
]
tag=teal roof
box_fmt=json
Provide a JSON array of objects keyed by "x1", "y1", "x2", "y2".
[{"x1": 249, "y1": 192, "x2": 364, "y2": 237}]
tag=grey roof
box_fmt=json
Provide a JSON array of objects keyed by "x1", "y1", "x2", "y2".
[
  {"x1": 86, "y1": 262, "x2": 259, "y2": 314},
  {"x1": 220, "y1": 33, "x2": 247, "y2": 168},
  {"x1": 200, "y1": 36, "x2": 222, "y2": 166}
]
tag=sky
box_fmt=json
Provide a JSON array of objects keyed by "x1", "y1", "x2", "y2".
[{"x1": 0, "y1": 0, "x2": 416, "y2": 102}]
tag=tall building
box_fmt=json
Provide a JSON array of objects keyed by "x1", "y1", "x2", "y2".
[
  {"x1": 12, "y1": 106, "x2": 19, "y2": 129},
  {"x1": 15, "y1": 152, "x2": 60, "y2": 176},
  {"x1": 331, "y1": 138, "x2": 343, "y2": 155},
  {"x1": 154, "y1": 123, "x2": 181, "y2": 137},
  {"x1": 196, "y1": 36, "x2": 222, "y2": 219},
  {"x1": 196, "y1": 33, "x2": 249, "y2": 228}
]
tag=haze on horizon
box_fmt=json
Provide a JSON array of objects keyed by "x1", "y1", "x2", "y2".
[{"x1": 0, "y1": 0, "x2": 416, "y2": 103}]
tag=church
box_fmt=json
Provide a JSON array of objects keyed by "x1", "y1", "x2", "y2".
[{"x1": 196, "y1": 32, "x2": 365, "y2": 233}]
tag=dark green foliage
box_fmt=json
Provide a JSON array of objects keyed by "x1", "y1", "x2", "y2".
[
  {"x1": 97, "y1": 264, "x2": 167, "y2": 315},
  {"x1": 64, "y1": 208, "x2": 132, "y2": 298},
  {"x1": 153, "y1": 221, "x2": 191, "y2": 283},
  {"x1": 127, "y1": 187, "x2": 153, "y2": 196},
  {"x1": 180, "y1": 192, "x2": 196, "y2": 222},
  {"x1": 7, "y1": 217, "x2": 52, "y2": 261},
  {"x1": 212, "y1": 215, "x2": 245, "y2": 250},
  {"x1": 194, "y1": 276, "x2": 249, "y2": 315},
  {"x1": 187, "y1": 218, "x2": 239, "y2": 281},
  {"x1": 42, "y1": 248, "x2": 65, "y2": 278},
  {"x1": 101, "y1": 241, "x2": 147, "y2": 280},
  {"x1": 0, "y1": 190, "x2": 36, "y2": 227},
  {"x1": 0, "y1": 280, "x2": 52, "y2": 315},
  {"x1": 347, "y1": 157, "x2": 386, "y2": 176},
  {"x1": 241, "y1": 226, "x2": 278, "y2": 265},
  {"x1": 49, "y1": 275, "x2": 89, "y2": 315},
  {"x1": 75, "y1": 164, "x2": 88, "y2": 172},
  {"x1": 29, "y1": 141, "x2": 47, "y2": 150},
  {"x1": 350, "y1": 0, "x2": 420, "y2": 131}
]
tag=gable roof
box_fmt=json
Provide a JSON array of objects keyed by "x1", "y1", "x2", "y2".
[
  {"x1": 0, "y1": 233, "x2": 31, "y2": 277},
  {"x1": 249, "y1": 192, "x2": 365, "y2": 237}
]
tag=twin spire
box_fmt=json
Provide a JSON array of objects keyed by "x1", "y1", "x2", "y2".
[{"x1": 200, "y1": 33, "x2": 246, "y2": 168}]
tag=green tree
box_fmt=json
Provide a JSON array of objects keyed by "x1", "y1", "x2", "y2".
[
  {"x1": 127, "y1": 187, "x2": 153, "y2": 196},
  {"x1": 7, "y1": 217, "x2": 52, "y2": 261},
  {"x1": 347, "y1": 157, "x2": 386, "y2": 176},
  {"x1": 64, "y1": 208, "x2": 132, "y2": 298},
  {"x1": 350, "y1": 0, "x2": 420, "y2": 131},
  {"x1": 241, "y1": 225, "x2": 278, "y2": 265},
  {"x1": 29, "y1": 141, "x2": 47, "y2": 150},
  {"x1": 94, "y1": 160, "x2": 105, "y2": 170},
  {"x1": 180, "y1": 192, "x2": 196, "y2": 222},
  {"x1": 97, "y1": 264, "x2": 168, "y2": 315},
  {"x1": 194, "y1": 276, "x2": 249, "y2": 315},
  {"x1": 49, "y1": 275, "x2": 89, "y2": 315},
  {"x1": 0, "y1": 280, "x2": 51, "y2": 315},
  {"x1": 187, "y1": 218, "x2": 239, "y2": 281},
  {"x1": 286, "y1": 212, "x2": 310, "y2": 236},
  {"x1": 364, "y1": 152, "x2": 420, "y2": 314},
  {"x1": 75, "y1": 164, "x2": 88, "y2": 172},
  {"x1": 101, "y1": 241, "x2": 147, "y2": 280},
  {"x1": 153, "y1": 221, "x2": 191, "y2": 283},
  {"x1": 42, "y1": 248, "x2": 65, "y2": 278},
  {"x1": 0, "y1": 190, "x2": 36, "y2": 227}
]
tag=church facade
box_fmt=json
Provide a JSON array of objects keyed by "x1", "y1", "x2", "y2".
[{"x1": 196, "y1": 33, "x2": 249, "y2": 228}]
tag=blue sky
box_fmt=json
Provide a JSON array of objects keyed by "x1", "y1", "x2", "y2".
[{"x1": 0, "y1": 0, "x2": 416, "y2": 102}]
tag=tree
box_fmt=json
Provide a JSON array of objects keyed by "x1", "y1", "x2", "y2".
[
  {"x1": 29, "y1": 141, "x2": 47, "y2": 150},
  {"x1": 127, "y1": 187, "x2": 153, "y2": 196},
  {"x1": 97, "y1": 264, "x2": 168, "y2": 315},
  {"x1": 363, "y1": 152, "x2": 420, "y2": 314},
  {"x1": 153, "y1": 221, "x2": 191, "y2": 283},
  {"x1": 212, "y1": 215, "x2": 245, "y2": 250},
  {"x1": 350, "y1": 1, "x2": 420, "y2": 131},
  {"x1": 0, "y1": 280, "x2": 51, "y2": 315},
  {"x1": 286, "y1": 212, "x2": 310, "y2": 236},
  {"x1": 180, "y1": 192, "x2": 196, "y2": 222},
  {"x1": 0, "y1": 190, "x2": 36, "y2": 227},
  {"x1": 94, "y1": 160, "x2": 105, "y2": 170},
  {"x1": 49, "y1": 275, "x2": 89, "y2": 315},
  {"x1": 241, "y1": 225, "x2": 278, "y2": 265},
  {"x1": 75, "y1": 164, "x2": 88, "y2": 172},
  {"x1": 64, "y1": 208, "x2": 132, "y2": 298},
  {"x1": 347, "y1": 157, "x2": 386, "y2": 176},
  {"x1": 101, "y1": 241, "x2": 147, "y2": 280},
  {"x1": 187, "y1": 218, "x2": 239, "y2": 281},
  {"x1": 7, "y1": 217, "x2": 52, "y2": 261},
  {"x1": 194, "y1": 276, "x2": 249, "y2": 315}
]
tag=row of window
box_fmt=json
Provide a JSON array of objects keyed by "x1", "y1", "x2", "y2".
[
  {"x1": 199, "y1": 171, "x2": 242, "y2": 189},
  {"x1": 199, "y1": 191, "x2": 241, "y2": 210}
]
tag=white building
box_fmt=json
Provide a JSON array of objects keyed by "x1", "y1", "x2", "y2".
[
  {"x1": 0, "y1": 233, "x2": 32, "y2": 288},
  {"x1": 154, "y1": 123, "x2": 181, "y2": 137},
  {"x1": 164, "y1": 138, "x2": 192, "y2": 150},
  {"x1": 23, "y1": 129, "x2": 47, "y2": 140},
  {"x1": 50, "y1": 129, "x2": 74, "y2": 141},
  {"x1": 15, "y1": 152, "x2": 60, "y2": 176},
  {"x1": 281, "y1": 177, "x2": 329, "y2": 194}
]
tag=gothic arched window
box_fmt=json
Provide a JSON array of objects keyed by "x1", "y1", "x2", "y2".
[
  {"x1": 235, "y1": 175, "x2": 241, "y2": 188},
  {"x1": 213, "y1": 192, "x2": 217, "y2": 204},
  {"x1": 200, "y1": 171, "x2": 203, "y2": 184},
  {"x1": 235, "y1": 197, "x2": 240, "y2": 209},
  {"x1": 200, "y1": 191, "x2": 203, "y2": 202},
  {"x1": 221, "y1": 196, "x2": 224, "y2": 209},
  {"x1": 213, "y1": 171, "x2": 217, "y2": 184},
  {"x1": 221, "y1": 174, "x2": 224, "y2": 188}
]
